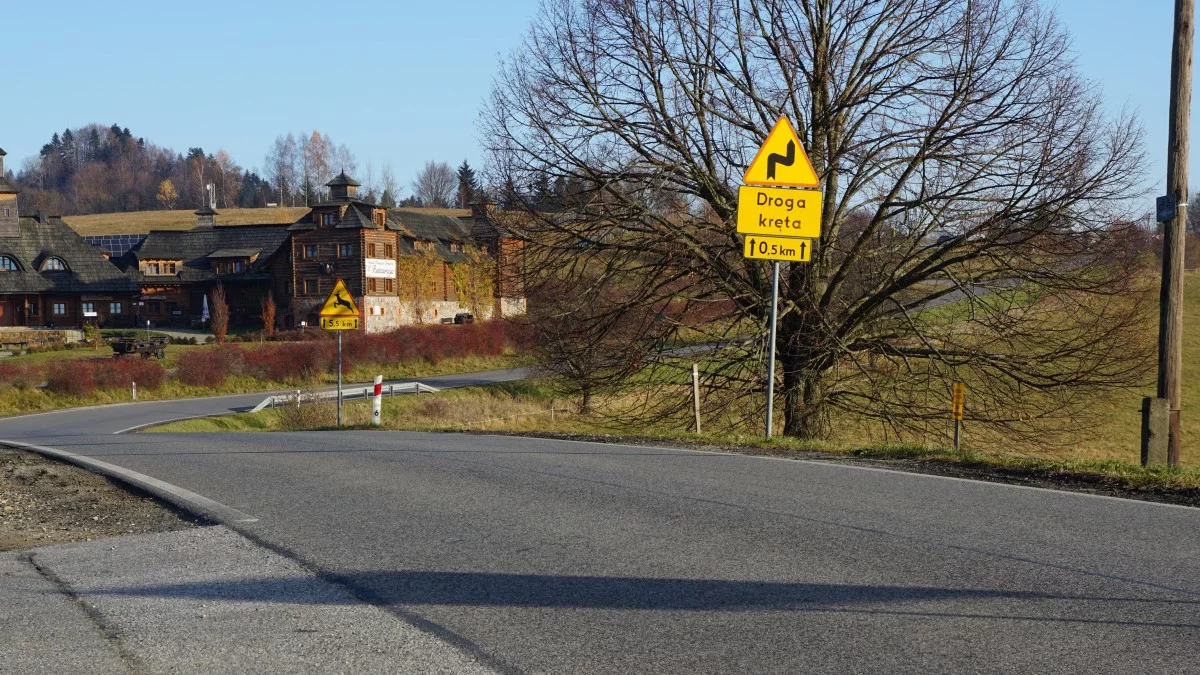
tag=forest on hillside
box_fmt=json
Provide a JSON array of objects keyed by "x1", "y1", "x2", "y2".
[{"x1": 7, "y1": 124, "x2": 493, "y2": 217}]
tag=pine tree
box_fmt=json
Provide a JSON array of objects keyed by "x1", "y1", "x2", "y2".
[{"x1": 456, "y1": 160, "x2": 479, "y2": 207}]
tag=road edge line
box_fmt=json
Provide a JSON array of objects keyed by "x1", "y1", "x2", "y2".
[{"x1": 0, "y1": 439, "x2": 259, "y2": 524}]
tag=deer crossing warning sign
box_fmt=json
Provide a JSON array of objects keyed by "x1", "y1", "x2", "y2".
[{"x1": 320, "y1": 279, "x2": 361, "y2": 330}]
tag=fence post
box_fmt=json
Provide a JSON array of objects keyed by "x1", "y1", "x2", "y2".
[
  {"x1": 132, "y1": 381, "x2": 137, "y2": 401},
  {"x1": 296, "y1": 389, "x2": 301, "y2": 409}
]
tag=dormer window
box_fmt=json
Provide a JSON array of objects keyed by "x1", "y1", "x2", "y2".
[
  {"x1": 40, "y1": 256, "x2": 68, "y2": 272},
  {"x1": 0, "y1": 255, "x2": 18, "y2": 271},
  {"x1": 143, "y1": 260, "x2": 179, "y2": 275},
  {"x1": 374, "y1": 211, "x2": 386, "y2": 227},
  {"x1": 323, "y1": 213, "x2": 336, "y2": 226}
]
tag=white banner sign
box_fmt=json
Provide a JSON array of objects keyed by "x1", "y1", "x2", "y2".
[{"x1": 365, "y1": 258, "x2": 396, "y2": 279}]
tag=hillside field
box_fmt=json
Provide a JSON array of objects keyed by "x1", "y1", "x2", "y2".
[{"x1": 62, "y1": 206, "x2": 471, "y2": 235}]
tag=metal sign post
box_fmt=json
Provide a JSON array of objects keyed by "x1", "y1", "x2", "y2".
[
  {"x1": 765, "y1": 261, "x2": 780, "y2": 439},
  {"x1": 737, "y1": 115, "x2": 823, "y2": 441},
  {"x1": 337, "y1": 331, "x2": 343, "y2": 427}
]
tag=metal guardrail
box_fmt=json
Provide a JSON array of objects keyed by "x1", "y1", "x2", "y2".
[{"x1": 251, "y1": 382, "x2": 440, "y2": 413}]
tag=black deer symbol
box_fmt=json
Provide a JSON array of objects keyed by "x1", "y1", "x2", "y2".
[{"x1": 333, "y1": 291, "x2": 354, "y2": 312}]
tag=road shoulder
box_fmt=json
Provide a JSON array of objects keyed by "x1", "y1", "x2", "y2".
[{"x1": 18, "y1": 526, "x2": 496, "y2": 674}]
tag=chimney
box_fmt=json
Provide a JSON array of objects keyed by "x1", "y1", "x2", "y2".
[
  {"x1": 194, "y1": 204, "x2": 218, "y2": 229},
  {"x1": 0, "y1": 147, "x2": 18, "y2": 238}
]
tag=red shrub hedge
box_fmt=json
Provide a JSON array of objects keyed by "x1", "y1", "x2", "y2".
[
  {"x1": 172, "y1": 321, "x2": 517, "y2": 387},
  {"x1": 175, "y1": 348, "x2": 243, "y2": 387},
  {"x1": 91, "y1": 358, "x2": 167, "y2": 390},
  {"x1": 46, "y1": 361, "x2": 96, "y2": 397},
  {"x1": 0, "y1": 362, "x2": 38, "y2": 389}
]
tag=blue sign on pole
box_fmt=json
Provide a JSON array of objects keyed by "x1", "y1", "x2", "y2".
[{"x1": 1157, "y1": 195, "x2": 1178, "y2": 223}]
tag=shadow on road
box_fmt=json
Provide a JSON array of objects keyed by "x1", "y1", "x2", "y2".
[{"x1": 87, "y1": 570, "x2": 1200, "y2": 627}]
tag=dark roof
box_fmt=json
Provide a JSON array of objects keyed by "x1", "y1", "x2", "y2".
[
  {"x1": 194, "y1": 205, "x2": 218, "y2": 216},
  {"x1": 128, "y1": 224, "x2": 290, "y2": 284},
  {"x1": 0, "y1": 176, "x2": 19, "y2": 194},
  {"x1": 389, "y1": 209, "x2": 472, "y2": 242},
  {"x1": 0, "y1": 148, "x2": 6, "y2": 156},
  {"x1": 0, "y1": 216, "x2": 139, "y2": 295},
  {"x1": 335, "y1": 204, "x2": 376, "y2": 230},
  {"x1": 207, "y1": 248, "x2": 262, "y2": 258},
  {"x1": 326, "y1": 171, "x2": 360, "y2": 188}
]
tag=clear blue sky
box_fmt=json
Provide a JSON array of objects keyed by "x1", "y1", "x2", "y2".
[{"x1": 0, "y1": 0, "x2": 1188, "y2": 203}]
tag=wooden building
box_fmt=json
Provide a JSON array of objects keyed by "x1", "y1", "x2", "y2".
[{"x1": 0, "y1": 148, "x2": 139, "y2": 328}]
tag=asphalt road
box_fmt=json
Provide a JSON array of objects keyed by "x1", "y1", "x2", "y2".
[{"x1": 2, "y1": 378, "x2": 1198, "y2": 672}]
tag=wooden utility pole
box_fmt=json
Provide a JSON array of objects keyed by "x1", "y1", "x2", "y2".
[{"x1": 1158, "y1": 0, "x2": 1193, "y2": 468}]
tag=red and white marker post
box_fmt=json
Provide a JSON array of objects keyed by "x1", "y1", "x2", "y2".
[{"x1": 372, "y1": 375, "x2": 383, "y2": 426}]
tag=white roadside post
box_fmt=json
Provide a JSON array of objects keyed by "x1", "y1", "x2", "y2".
[
  {"x1": 372, "y1": 375, "x2": 383, "y2": 426},
  {"x1": 132, "y1": 381, "x2": 137, "y2": 401}
]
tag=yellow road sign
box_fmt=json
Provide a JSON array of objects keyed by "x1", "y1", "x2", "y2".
[
  {"x1": 736, "y1": 185, "x2": 822, "y2": 239},
  {"x1": 320, "y1": 279, "x2": 360, "y2": 317},
  {"x1": 743, "y1": 235, "x2": 812, "y2": 262},
  {"x1": 321, "y1": 316, "x2": 359, "y2": 331},
  {"x1": 952, "y1": 383, "x2": 965, "y2": 421},
  {"x1": 743, "y1": 116, "x2": 819, "y2": 188}
]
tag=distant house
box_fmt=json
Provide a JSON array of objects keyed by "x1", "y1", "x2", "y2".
[
  {"x1": 0, "y1": 148, "x2": 139, "y2": 328},
  {"x1": 119, "y1": 210, "x2": 291, "y2": 326}
]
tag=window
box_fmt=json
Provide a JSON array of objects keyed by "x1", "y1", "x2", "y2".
[
  {"x1": 149, "y1": 301, "x2": 161, "y2": 314},
  {"x1": 303, "y1": 279, "x2": 319, "y2": 294},
  {"x1": 231, "y1": 261, "x2": 244, "y2": 273},
  {"x1": 305, "y1": 245, "x2": 319, "y2": 259},
  {"x1": 374, "y1": 211, "x2": 386, "y2": 227},
  {"x1": 339, "y1": 243, "x2": 353, "y2": 258},
  {"x1": 144, "y1": 261, "x2": 177, "y2": 275},
  {"x1": 41, "y1": 257, "x2": 68, "y2": 272},
  {"x1": 323, "y1": 213, "x2": 335, "y2": 226},
  {"x1": 450, "y1": 243, "x2": 462, "y2": 253},
  {"x1": 0, "y1": 256, "x2": 18, "y2": 271},
  {"x1": 385, "y1": 244, "x2": 393, "y2": 258},
  {"x1": 81, "y1": 302, "x2": 95, "y2": 314},
  {"x1": 368, "y1": 243, "x2": 377, "y2": 257},
  {"x1": 109, "y1": 302, "x2": 122, "y2": 314},
  {"x1": 385, "y1": 279, "x2": 394, "y2": 293},
  {"x1": 29, "y1": 303, "x2": 38, "y2": 316},
  {"x1": 368, "y1": 278, "x2": 377, "y2": 292},
  {"x1": 146, "y1": 262, "x2": 160, "y2": 275},
  {"x1": 2, "y1": 208, "x2": 9, "y2": 218},
  {"x1": 53, "y1": 303, "x2": 66, "y2": 315},
  {"x1": 165, "y1": 262, "x2": 176, "y2": 274}
]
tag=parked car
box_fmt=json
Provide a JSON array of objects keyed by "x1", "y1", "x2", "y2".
[{"x1": 454, "y1": 312, "x2": 475, "y2": 324}]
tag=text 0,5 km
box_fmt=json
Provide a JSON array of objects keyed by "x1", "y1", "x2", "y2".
[{"x1": 743, "y1": 235, "x2": 812, "y2": 262}]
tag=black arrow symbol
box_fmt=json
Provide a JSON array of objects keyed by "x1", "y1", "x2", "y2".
[
  {"x1": 748, "y1": 237, "x2": 756, "y2": 254},
  {"x1": 766, "y1": 140, "x2": 795, "y2": 180}
]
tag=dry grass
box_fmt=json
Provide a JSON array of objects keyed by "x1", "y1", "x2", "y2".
[
  {"x1": 63, "y1": 208, "x2": 310, "y2": 235},
  {"x1": 63, "y1": 206, "x2": 472, "y2": 235}
]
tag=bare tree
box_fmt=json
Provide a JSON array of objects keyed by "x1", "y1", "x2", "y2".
[
  {"x1": 211, "y1": 283, "x2": 229, "y2": 344},
  {"x1": 411, "y1": 161, "x2": 457, "y2": 207},
  {"x1": 265, "y1": 134, "x2": 298, "y2": 206},
  {"x1": 213, "y1": 150, "x2": 241, "y2": 209},
  {"x1": 484, "y1": 0, "x2": 1152, "y2": 443},
  {"x1": 261, "y1": 294, "x2": 277, "y2": 338},
  {"x1": 380, "y1": 163, "x2": 399, "y2": 207}
]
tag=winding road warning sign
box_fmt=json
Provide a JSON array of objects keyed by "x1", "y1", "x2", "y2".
[{"x1": 742, "y1": 116, "x2": 819, "y2": 188}]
